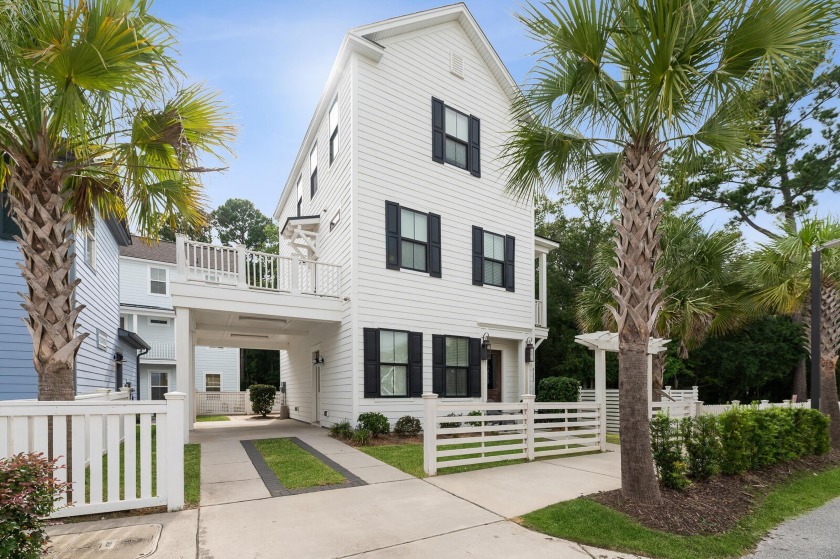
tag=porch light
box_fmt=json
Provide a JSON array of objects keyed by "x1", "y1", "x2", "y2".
[
  {"x1": 525, "y1": 338, "x2": 535, "y2": 363},
  {"x1": 481, "y1": 333, "x2": 491, "y2": 360},
  {"x1": 313, "y1": 355, "x2": 325, "y2": 365}
]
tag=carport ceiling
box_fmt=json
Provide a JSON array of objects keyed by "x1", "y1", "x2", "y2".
[{"x1": 192, "y1": 309, "x2": 318, "y2": 350}]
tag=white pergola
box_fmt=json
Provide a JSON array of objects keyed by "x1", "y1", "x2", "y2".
[{"x1": 574, "y1": 331, "x2": 670, "y2": 406}]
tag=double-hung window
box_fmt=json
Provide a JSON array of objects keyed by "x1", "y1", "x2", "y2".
[
  {"x1": 309, "y1": 144, "x2": 318, "y2": 198},
  {"x1": 378, "y1": 330, "x2": 409, "y2": 397},
  {"x1": 431, "y1": 98, "x2": 480, "y2": 177},
  {"x1": 329, "y1": 99, "x2": 339, "y2": 163},
  {"x1": 444, "y1": 107, "x2": 469, "y2": 169},
  {"x1": 444, "y1": 337, "x2": 469, "y2": 397},
  {"x1": 400, "y1": 208, "x2": 428, "y2": 272},
  {"x1": 150, "y1": 372, "x2": 168, "y2": 400},
  {"x1": 205, "y1": 373, "x2": 221, "y2": 392},
  {"x1": 84, "y1": 223, "x2": 96, "y2": 268},
  {"x1": 150, "y1": 267, "x2": 168, "y2": 295},
  {"x1": 483, "y1": 231, "x2": 505, "y2": 287}
]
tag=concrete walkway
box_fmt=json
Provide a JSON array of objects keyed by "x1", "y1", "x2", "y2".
[
  {"x1": 46, "y1": 418, "x2": 638, "y2": 559},
  {"x1": 745, "y1": 496, "x2": 840, "y2": 559}
]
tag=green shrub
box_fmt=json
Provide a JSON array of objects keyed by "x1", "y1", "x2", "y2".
[
  {"x1": 353, "y1": 428, "x2": 372, "y2": 446},
  {"x1": 1, "y1": 453, "x2": 69, "y2": 559},
  {"x1": 681, "y1": 415, "x2": 720, "y2": 480},
  {"x1": 357, "y1": 412, "x2": 390, "y2": 437},
  {"x1": 536, "y1": 376, "x2": 581, "y2": 402},
  {"x1": 329, "y1": 420, "x2": 353, "y2": 440},
  {"x1": 650, "y1": 413, "x2": 690, "y2": 490},
  {"x1": 794, "y1": 407, "x2": 831, "y2": 455},
  {"x1": 248, "y1": 384, "x2": 276, "y2": 417},
  {"x1": 441, "y1": 412, "x2": 463, "y2": 429},
  {"x1": 467, "y1": 410, "x2": 484, "y2": 427},
  {"x1": 717, "y1": 407, "x2": 755, "y2": 475},
  {"x1": 394, "y1": 416, "x2": 421, "y2": 437}
]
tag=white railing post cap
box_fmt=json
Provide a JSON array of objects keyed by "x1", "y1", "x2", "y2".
[
  {"x1": 164, "y1": 392, "x2": 186, "y2": 400},
  {"x1": 422, "y1": 393, "x2": 438, "y2": 399},
  {"x1": 521, "y1": 394, "x2": 536, "y2": 402}
]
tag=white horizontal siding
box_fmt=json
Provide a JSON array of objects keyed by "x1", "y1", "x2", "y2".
[
  {"x1": 194, "y1": 347, "x2": 240, "y2": 392},
  {"x1": 120, "y1": 258, "x2": 174, "y2": 310}
]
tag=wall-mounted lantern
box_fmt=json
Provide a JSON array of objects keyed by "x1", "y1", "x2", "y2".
[
  {"x1": 525, "y1": 338, "x2": 535, "y2": 363},
  {"x1": 481, "y1": 333, "x2": 491, "y2": 360},
  {"x1": 313, "y1": 354, "x2": 325, "y2": 365}
]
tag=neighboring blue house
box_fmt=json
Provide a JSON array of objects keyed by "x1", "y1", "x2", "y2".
[{"x1": 0, "y1": 192, "x2": 147, "y2": 400}]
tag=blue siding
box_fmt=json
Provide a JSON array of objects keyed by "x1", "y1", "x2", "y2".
[{"x1": 0, "y1": 239, "x2": 36, "y2": 400}]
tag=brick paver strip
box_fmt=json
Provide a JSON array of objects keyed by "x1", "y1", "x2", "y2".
[{"x1": 241, "y1": 437, "x2": 367, "y2": 497}]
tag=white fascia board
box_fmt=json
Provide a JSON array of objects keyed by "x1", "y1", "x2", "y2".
[{"x1": 273, "y1": 34, "x2": 384, "y2": 220}]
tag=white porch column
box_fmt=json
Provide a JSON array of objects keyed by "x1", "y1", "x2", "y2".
[
  {"x1": 594, "y1": 348, "x2": 607, "y2": 408},
  {"x1": 518, "y1": 339, "x2": 528, "y2": 397},
  {"x1": 538, "y1": 252, "x2": 547, "y2": 327},
  {"x1": 480, "y1": 358, "x2": 488, "y2": 402},
  {"x1": 175, "y1": 306, "x2": 194, "y2": 438}
]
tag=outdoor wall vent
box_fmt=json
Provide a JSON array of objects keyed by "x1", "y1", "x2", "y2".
[
  {"x1": 230, "y1": 333, "x2": 270, "y2": 339},
  {"x1": 450, "y1": 51, "x2": 465, "y2": 79}
]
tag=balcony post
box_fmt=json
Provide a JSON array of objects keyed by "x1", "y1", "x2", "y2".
[
  {"x1": 538, "y1": 252, "x2": 547, "y2": 327},
  {"x1": 236, "y1": 244, "x2": 248, "y2": 288},
  {"x1": 175, "y1": 235, "x2": 186, "y2": 280},
  {"x1": 291, "y1": 256, "x2": 301, "y2": 295}
]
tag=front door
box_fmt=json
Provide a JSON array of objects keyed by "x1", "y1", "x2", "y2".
[{"x1": 487, "y1": 350, "x2": 502, "y2": 402}]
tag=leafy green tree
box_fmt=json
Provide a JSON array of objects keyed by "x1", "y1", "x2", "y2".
[
  {"x1": 241, "y1": 349, "x2": 280, "y2": 390},
  {"x1": 506, "y1": 0, "x2": 832, "y2": 502},
  {"x1": 0, "y1": 0, "x2": 234, "y2": 400},
  {"x1": 212, "y1": 198, "x2": 279, "y2": 253},
  {"x1": 158, "y1": 211, "x2": 213, "y2": 243}
]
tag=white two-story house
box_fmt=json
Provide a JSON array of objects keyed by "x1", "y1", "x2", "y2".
[
  {"x1": 119, "y1": 237, "x2": 240, "y2": 400},
  {"x1": 170, "y1": 4, "x2": 556, "y2": 432}
]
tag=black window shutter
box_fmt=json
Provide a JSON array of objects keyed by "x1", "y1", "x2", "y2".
[
  {"x1": 468, "y1": 115, "x2": 481, "y2": 177},
  {"x1": 468, "y1": 338, "x2": 481, "y2": 398},
  {"x1": 432, "y1": 97, "x2": 445, "y2": 164},
  {"x1": 472, "y1": 226, "x2": 484, "y2": 286},
  {"x1": 432, "y1": 334, "x2": 445, "y2": 395},
  {"x1": 428, "y1": 213, "x2": 441, "y2": 278},
  {"x1": 363, "y1": 328, "x2": 379, "y2": 398},
  {"x1": 385, "y1": 201, "x2": 400, "y2": 270},
  {"x1": 409, "y1": 332, "x2": 423, "y2": 397},
  {"x1": 505, "y1": 235, "x2": 515, "y2": 292}
]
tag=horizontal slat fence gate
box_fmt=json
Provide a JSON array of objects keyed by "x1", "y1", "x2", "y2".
[
  {"x1": 580, "y1": 387, "x2": 699, "y2": 434},
  {"x1": 422, "y1": 394, "x2": 606, "y2": 476},
  {"x1": 0, "y1": 393, "x2": 184, "y2": 518}
]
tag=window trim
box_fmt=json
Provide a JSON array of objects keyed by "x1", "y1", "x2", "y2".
[
  {"x1": 399, "y1": 206, "x2": 429, "y2": 273},
  {"x1": 444, "y1": 104, "x2": 469, "y2": 170},
  {"x1": 329, "y1": 98, "x2": 339, "y2": 164},
  {"x1": 95, "y1": 328, "x2": 107, "y2": 351},
  {"x1": 204, "y1": 373, "x2": 222, "y2": 393},
  {"x1": 84, "y1": 224, "x2": 97, "y2": 270},
  {"x1": 147, "y1": 316, "x2": 170, "y2": 327},
  {"x1": 309, "y1": 143, "x2": 318, "y2": 199},
  {"x1": 148, "y1": 266, "x2": 169, "y2": 296},
  {"x1": 482, "y1": 231, "x2": 506, "y2": 288},
  {"x1": 442, "y1": 335, "x2": 470, "y2": 398},
  {"x1": 150, "y1": 370, "x2": 168, "y2": 400},
  {"x1": 377, "y1": 328, "x2": 411, "y2": 398}
]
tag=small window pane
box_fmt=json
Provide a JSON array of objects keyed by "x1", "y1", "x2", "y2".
[
  {"x1": 379, "y1": 330, "x2": 408, "y2": 364},
  {"x1": 445, "y1": 368, "x2": 468, "y2": 397},
  {"x1": 445, "y1": 337, "x2": 469, "y2": 367},
  {"x1": 401, "y1": 209, "x2": 427, "y2": 242},
  {"x1": 310, "y1": 144, "x2": 318, "y2": 170},
  {"x1": 445, "y1": 108, "x2": 469, "y2": 141},
  {"x1": 329, "y1": 100, "x2": 339, "y2": 132},
  {"x1": 483, "y1": 232, "x2": 505, "y2": 260},
  {"x1": 206, "y1": 374, "x2": 221, "y2": 392},
  {"x1": 380, "y1": 365, "x2": 408, "y2": 396},
  {"x1": 412, "y1": 243, "x2": 427, "y2": 271},
  {"x1": 484, "y1": 261, "x2": 503, "y2": 287},
  {"x1": 445, "y1": 139, "x2": 467, "y2": 169}
]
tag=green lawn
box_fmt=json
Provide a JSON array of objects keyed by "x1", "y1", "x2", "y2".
[
  {"x1": 521, "y1": 465, "x2": 840, "y2": 559},
  {"x1": 196, "y1": 415, "x2": 230, "y2": 422},
  {"x1": 184, "y1": 443, "x2": 200, "y2": 507},
  {"x1": 253, "y1": 438, "x2": 346, "y2": 489},
  {"x1": 606, "y1": 433, "x2": 620, "y2": 445}
]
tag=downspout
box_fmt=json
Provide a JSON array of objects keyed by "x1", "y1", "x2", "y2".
[{"x1": 136, "y1": 347, "x2": 150, "y2": 400}]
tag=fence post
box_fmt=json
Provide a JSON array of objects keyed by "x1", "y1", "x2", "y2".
[
  {"x1": 236, "y1": 244, "x2": 248, "y2": 288},
  {"x1": 598, "y1": 400, "x2": 607, "y2": 451},
  {"x1": 522, "y1": 394, "x2": 535, "y2": 461},
  {"x1": 694, "y1": 401, "x2": 704, "y2": 417},
  {"x1": 165, "y1": 392, "x2": 185, "y2": 511},
  {"x1": 423, "y1": 393, "x2": 438, "y2": 476},
  {"x1": 731, "y1": 400, "x2": 740, "y2": 408},
  {"x1": 246, "y1": 389, "x2": 253, "y2": 415}
]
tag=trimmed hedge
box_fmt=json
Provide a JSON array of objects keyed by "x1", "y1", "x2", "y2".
[
  {"x1": 249, "y1": 384, "x2": 276, "y2": 417},
  {"x1": 651, "y1": 406, "x2": 830, "y2": 489},
  {"x1": 357, "y1": 412, "x2": 390, "y2": 437},
  {"x1": 536, "y1": 376, "x2": 580, "y2": 402}
]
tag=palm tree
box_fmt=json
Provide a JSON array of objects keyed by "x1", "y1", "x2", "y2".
[
  {"x1": 0, "y1": 1, "x2": 235, "y2": 401},
  {"x1": 748, "y1": 219, "x2": 840, "y2": 447},
  {"x1": 577, "y1": 215, "x2": 749, "y2": 398},
  {"x1": 506, "y1": 0, "x2": 833, "y2": 502}
]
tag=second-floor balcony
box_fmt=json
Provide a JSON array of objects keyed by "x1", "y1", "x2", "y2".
[
  {"x1": 144, "y1": 341, "x2": 175, "y2": 361},
  {"x1": 175, "y1": 238, "x2": 342, "y2": 299}
]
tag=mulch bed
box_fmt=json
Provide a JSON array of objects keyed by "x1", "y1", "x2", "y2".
[
  {"x1": 592, "y1": 451, "x2": 840, "y2": 536},
  {"x1": 332, "y1": 433, "x2": 424, "y2": 446}
]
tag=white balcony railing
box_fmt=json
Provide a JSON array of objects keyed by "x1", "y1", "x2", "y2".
[
  {"x1": 145, "y1": 341, "x2": 175, "y2": 361},
  {"x1": 535, "y1": 299, "x2": 546, "y2": 327},
  {"x1": 177, "y1": 238, "x2": 342, "y2": 298}
]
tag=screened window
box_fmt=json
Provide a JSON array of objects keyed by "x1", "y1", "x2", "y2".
[
  {"x1": 310, "y1": 144, "x2": 318, "y2": 198},
  {"x1": 151, "y1": 372, "x2": 168, "y2": 400},
  {"x1": 400, "y1": 208, "x2": 428, "y2": 272},
  {"x1": 483, "y1": 231, "x2": 505, "y2": 287},
  {"x1": 379, "y1": 330, "x2": 408, "y2": 397},
  {"x1": 329, "y1": 99, "x2": 339, "y2": 163},
  {"x1": 444, "y1": 106, "x2": 469, "y2": 169},
  {"x1": 84, "y1": 224, "x2": 96, "y2": 268},
  {"x1": 150, "y1": 267, "x2": 167, "y2": 295},
  {"x1": 205, "y1": 373, "x2": 221, "y2": 392},
  {"x1": 445, "y1": 337, "x2": 469, "y2": 397}
]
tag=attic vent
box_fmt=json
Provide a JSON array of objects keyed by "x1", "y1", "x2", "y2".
[{"x1": 450, "y1": 52, "x2": 465, "y2": 79}]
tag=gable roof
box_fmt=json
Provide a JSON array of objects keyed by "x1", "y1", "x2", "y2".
[
  {"x1": 119, "y1": 236, "x2": 176, "y2": 264},
  {"x1": 273, "y1": 3, "x2": 520, "y2": 220}
]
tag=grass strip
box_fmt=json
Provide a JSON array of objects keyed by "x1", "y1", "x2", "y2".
[
  {"x1": 184, "y1": 443, "x2": 200, "y2": 507},
  {"x1": 196, "y1": 415, "x2": 230, "y2": 422},
  {"x1": 520, "y1": 465, "x2": 840, "y2": 559},
  {"x1": 253, "y1": 438, "x2": 345, "y2": 489}
]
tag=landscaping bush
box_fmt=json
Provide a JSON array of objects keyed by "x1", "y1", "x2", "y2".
[
  {"x1": 353, "y1": 428, "x2": 372, "y2": 446},
  {"x1": 329, "y1": 420, "x2": 353, "y2": 440},
  {"x1": 249, "y1": 384, "x2": 276, "y2": 417},
  {"x1": 357, "y1": 412, "x2": 390, "y2": 437},
  {"x1": 467, "y1": 410, "x2": 483, "y2": 427},
  {"x1": 1, "y1": 453, "x2": 69, "y2": 559},
  {"x1": 441, "y1": 412, "x2": 463, "y2": 429},
  {"x1": 650, "y1": 413, "x2": 689, "y2": 489},
  {"x1": 536, "y1": 376, "x2": 580, "y2": 402},
  {"x1": 393, "y1": 416, "x2": 421, "y2": 437},
  {"x1": 681, "y1": 415, "x2": 720, "y2": 480},
  {"x1": 717, "y1": 406, "x2": 755, "y2": 475}
]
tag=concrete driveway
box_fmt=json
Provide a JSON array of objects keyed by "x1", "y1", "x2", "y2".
[
  {"x1": 46, "y1": 418, "x2": 638, "y2": 559},
  {"x1": 744, "y1": 496, "x2": 840, "y2": 559}
]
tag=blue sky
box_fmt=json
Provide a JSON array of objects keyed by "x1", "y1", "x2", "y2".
[{"x1": 154, "y1": 1, "x2": 538, "y2": 217}]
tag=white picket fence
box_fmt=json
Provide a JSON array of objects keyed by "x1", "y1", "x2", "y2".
[
  {"x1": 422, "y1": 394, "x2": 606, "y2": 476},
  {"x1": 196, "y1": 390, "x2": 287, "y2": 416},
  {"x1": 699, "y1": 399, "x2": 812, "y2": 416},
  {"x1": 580, "y1": 387, "x2": 699, "y2": 434},
  {"x1": 0, "y1": 393, "x2": 185, "y2": 518}
]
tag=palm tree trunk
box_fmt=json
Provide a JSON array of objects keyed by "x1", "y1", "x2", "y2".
[
  {"x1": 6, "y1": 158, "x2": 86, "y2": 402},
  {"x1": 612, "y1": 139, "x2": 665, "y2": 504},
  {"x1": 817, "y1": 281, "x2": 840, "y2": 448}
]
